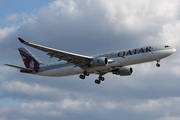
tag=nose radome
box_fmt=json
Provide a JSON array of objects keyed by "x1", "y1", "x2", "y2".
[
  {"x1": 172, "y1": 48, "x2": 176, "y2": 53},
  {"x1": 169, "y1": 48, "x2": 176, "y2": 55}
]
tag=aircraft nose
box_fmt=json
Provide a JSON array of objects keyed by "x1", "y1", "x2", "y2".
[
  {"x1": 163, "y1": 47, "x2": 176, "y2": 57},
  {"x1": 172, "y1": 48, "x2": 176, "y2": 53},
  {"x1": 169, "y1": 48, "x2": 176, "y2": 55},
  {"x1": 173, "y1": 48, "x2": 176, "y2": 52}
]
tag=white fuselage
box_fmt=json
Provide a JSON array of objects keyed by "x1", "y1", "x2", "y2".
[{"x1": 35, "y1": 45, "x2": 176, "y2": 77}]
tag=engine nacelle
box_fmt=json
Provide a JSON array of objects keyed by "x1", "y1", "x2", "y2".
[
  {"x1": 113, "y1": 67, "x2": 133, "y2": 76},
  {"x1": 90, "y1": 57, "x2": 108, "y2": 67}
]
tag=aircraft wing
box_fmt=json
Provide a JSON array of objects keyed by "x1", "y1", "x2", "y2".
[{"x1": 18, "y1": 38, "x2": 93, "y2": 67}]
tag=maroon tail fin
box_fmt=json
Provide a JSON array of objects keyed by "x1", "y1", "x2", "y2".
[{"x1": 18, "y1": 47, "x2": 44, "y2": 73}]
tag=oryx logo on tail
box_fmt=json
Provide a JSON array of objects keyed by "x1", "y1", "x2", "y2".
[{"x1": 18, "y1": 47, "x2": 42, "y2": 73}]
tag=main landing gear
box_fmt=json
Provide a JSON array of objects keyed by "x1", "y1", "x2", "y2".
[
  {"x1": 79, "y1": 74, "x2": 85, "y2": 79},
  {"x1": 79, "y1": 71, "x2": 90, "y2": 80},
  {"x1": 156, "y1": 59, "x2": 160, "y2": 67},
  {"x1": 79, "y1": 71, "x2": 105, "y2": 84},
  {"x1": 95, "y1": 76, "x2": 105, "y2": 84}
]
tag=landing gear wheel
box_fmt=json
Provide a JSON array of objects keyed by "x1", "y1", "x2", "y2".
[
  {"x1": 156, "y1": 63, "x2": 160, "y2": 67},
  {"x1": 86, "y1": 72, "x2": 90, "y2": 76},
  {"x1": 83, "y1": 71, "x2": 90, "y2": 76},
  {"x1": 95, "y1": 79, "x2": 101, "y2": 84},
  {"x1": 99, "y1": 77, "x2": 105, "y2": 81},
  {"x1": 79, "y1": 74, "x2": 85, "y2": 79}
]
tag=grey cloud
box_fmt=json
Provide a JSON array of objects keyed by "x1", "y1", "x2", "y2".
[
  {"x1": 1, "y1": 98, "x2": 180, "y2": 120},
  {"x1": 0, "y1": 0, "x2": 180, "y2": 120}
]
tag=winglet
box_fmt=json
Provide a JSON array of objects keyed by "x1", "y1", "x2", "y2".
[{"x1": 18, "y1": 37, "x2": 26, "y2": 43}]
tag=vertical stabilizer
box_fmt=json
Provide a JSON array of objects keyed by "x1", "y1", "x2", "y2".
[{"x1": 18, "y1": 47, "x2": 44, "y2": 72}]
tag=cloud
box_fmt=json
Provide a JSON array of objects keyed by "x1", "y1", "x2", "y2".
[
  {"x1": 5, "y1": 13, "x2": 19, "y2": 23},
  {"x1": 49, "y1": 0, "x2": 78, "y2": 12},
  {"x1": 0, "y1": 79, "x2": 74, "y2": 101},
  {"x1": 0, "y1": 99, "x2": 91, "y2": 120},
  {"x1": 0, "y1": 66, "x2": 16, "y2": 75},
  {"x1": 100, "y1": 0, "x2": 180, "y2": 35},
  {"x1": 0, "y1": 0, "x2": 180, "y2": 120},
  {"x1": 133, "y1": 99, "x2": 161, "y2": 111},
  {"x1": 0, "y1": 27, "x2": 16, "y2": 40},
  {"x1": 159, "y1": 20, "x2": 180, "y2": 47},
  {"x1": 159, "y1": 117, "x2": 180, "y2": 120},
  {"x1": 1, "y1": 97, "x2": 180, "y2": 120}
]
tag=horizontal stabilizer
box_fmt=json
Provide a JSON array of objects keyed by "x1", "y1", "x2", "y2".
[{"x1": 4, "y1": 64, "x2": 33, "y2": 72}]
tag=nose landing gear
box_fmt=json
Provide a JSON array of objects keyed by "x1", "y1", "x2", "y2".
[
  {"x1": 156, "y1": 59, "x2": 161, "y2": 67},
  {"x1": 156, "y1": 63, "x2": 160, "y2": 67}
]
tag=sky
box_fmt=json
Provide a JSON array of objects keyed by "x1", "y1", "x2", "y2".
[{"x1": 0, "y1": 0, "x2": 180, "y2": 120}]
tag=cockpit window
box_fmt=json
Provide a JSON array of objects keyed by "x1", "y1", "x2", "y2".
[{"x1": 165, "y1": 45, "x2": 170, "y2": 48}]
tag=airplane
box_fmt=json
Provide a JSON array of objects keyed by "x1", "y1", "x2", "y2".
[{"x1": 4, "y1": 38, "x2": 176, "y2": 84}]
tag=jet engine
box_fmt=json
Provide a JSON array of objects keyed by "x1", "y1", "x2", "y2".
[
  {"x1": 90, "y1": 57, "x2": 108, "y2": 67},
  {"x1": 112, "y1": 67, "x2": 133, "y2": 76}
]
